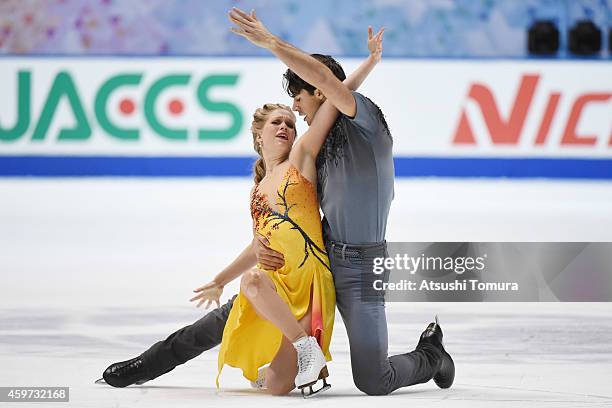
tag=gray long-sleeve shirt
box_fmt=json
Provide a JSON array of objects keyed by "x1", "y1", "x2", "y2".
[{"x1": 318, "y1": 92, "x2": 394, "y2": 244}]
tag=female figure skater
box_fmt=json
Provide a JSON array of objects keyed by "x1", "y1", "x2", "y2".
[{"x1": 189, "y1": 28, "x2": 384, "y2": 397}]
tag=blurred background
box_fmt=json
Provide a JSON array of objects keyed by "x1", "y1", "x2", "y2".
[
  {"x1": 1, "y1": 0, "x2": 612, "y2": 58},
  {"x1": 0, "y1": 1, "x2": 611, "y2": 405}
]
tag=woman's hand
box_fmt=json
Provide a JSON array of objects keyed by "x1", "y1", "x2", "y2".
[
  {"x1": 190, "y1": 280, "x2": 224, "y2": 309},
  {"x1": 368, "y1": 26, "x2": 385, "y2": 63}
]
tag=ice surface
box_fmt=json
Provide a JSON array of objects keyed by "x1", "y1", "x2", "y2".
[{"x1": 1, "y1": 178, "x2": 612, "y2": 407}]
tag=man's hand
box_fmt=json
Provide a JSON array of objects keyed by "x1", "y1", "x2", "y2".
[
  {"x1": 229, "y1": 6, "x2": 355, "y2": 117},
  {"x1": 190, "y1": 281, "x2": 224, "y2": 309},
  {"x1": 368, "y1": 26, "x2": 385, "y2": 63},
  {"x1": 228, "y1": 8, "x2": 276, "y2": 49},
  {"x1": 253, "y1": 234, "x2": 285, "y2": 270}
]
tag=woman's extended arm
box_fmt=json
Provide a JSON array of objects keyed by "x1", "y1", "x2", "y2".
[
  {"x1": 293, "y1": 26, "x2": 384, "y2": 162},
  {"x1": 344, "y1": 26, "x2": 384, "y2": 91},
  {"x1": 212, "y1": 241, "x2": 257, "y2": 287},
  {"x1": 190, "y1": 241, "x2": 256, "y2": 309}
]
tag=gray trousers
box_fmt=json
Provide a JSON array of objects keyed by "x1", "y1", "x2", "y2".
[
  {"x1": 326, "y1": 240, "x2": 438, "y2": 395},
  {"x1": 141, "y1": 295, "x2": 236, "y2": 381},
  {"x1": 141, "y1": 242, "x2": 437, "y2": 395}
]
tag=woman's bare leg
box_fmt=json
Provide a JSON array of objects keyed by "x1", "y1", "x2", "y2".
[
  {"x1": 265, "y1": 306, "x2": 313, "y2": 395},
  {"x1": 240, "y1": 268, "x2": 307, "y2": 343}
]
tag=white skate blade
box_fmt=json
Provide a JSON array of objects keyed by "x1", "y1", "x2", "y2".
[
  {"x1": 300, "y1": 379, "x2": 331, "y2": 398},
  {"x1": 294, "y1": 354, "x2": 327, "y2": 388}
]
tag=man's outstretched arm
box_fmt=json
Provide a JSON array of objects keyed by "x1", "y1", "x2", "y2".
[{"x1": 228, "y1": 7, "x2": 357, "y2": 117}]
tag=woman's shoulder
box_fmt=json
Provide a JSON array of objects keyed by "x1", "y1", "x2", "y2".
[{"x1": 288, "y1": 155, "x2": 317, "y2": 186}]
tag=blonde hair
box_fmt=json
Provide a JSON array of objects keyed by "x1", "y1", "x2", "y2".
[{"x1": 251, "y1": 103, "x2": 294, "y2": 184}]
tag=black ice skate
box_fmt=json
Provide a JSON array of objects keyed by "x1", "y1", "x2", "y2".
[
  {"x1": 94, "y1": 356, "x2": 150, "y2": 387},
  {"x1": 417, "y1": 315, "x2": 455, "y2": 389}
]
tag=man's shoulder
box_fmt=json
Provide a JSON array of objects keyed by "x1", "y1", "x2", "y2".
[{"x1": 344, "y1": 92, "x2": 391, "y2": 138}]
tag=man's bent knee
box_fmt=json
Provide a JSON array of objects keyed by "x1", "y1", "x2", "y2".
[{"x1": 354, "y1": 377, "x2": 392, "y2": 396}]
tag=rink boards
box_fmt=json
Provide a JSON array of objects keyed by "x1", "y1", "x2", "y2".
[{"x1": 0, "y1": 57, "x2": 611, "y2": 178}]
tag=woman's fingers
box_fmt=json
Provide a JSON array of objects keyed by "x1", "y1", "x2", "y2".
[
  {"x1": 191, "y1": 281, "x2": 222, "y2": 307},
  {"x1": 193, "y1": 282, "x2": 213, "y2": 293},
  {"x1": 368, "y1": 26, "x2": 373, "y2": 40},
  {"x1": 370, "y1": 27, "x2": 385, "y2": 43},
  {"x1": 191, "y1": 290, "x2": 204, "y2": 300},
  {"x1": 191, "y1": 287, "x2": 212, "y2": 301}
]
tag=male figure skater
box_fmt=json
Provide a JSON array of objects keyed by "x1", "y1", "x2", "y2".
[{"x1": 99, "y1": 9, "x2": 454, "y2": 395}]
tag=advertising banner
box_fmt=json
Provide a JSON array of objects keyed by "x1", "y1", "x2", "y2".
[{"x1": 1, "y1": 58, "x2": 611, "y2": 177}]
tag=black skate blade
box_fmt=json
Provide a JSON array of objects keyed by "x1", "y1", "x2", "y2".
[
  {"x1": 301, "y1": 379, "x2": 331, "y2": 398},
  {"x1": 424, "y1": 315, "x2": 440, "y2": 336},
  {"x1": 94, "y1": 377, "x2": 148, "y2": 386}
]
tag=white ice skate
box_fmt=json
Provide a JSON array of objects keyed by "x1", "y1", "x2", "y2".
[
  {"x1": 250, "y1": 367, "x2": 267, "y2": 390},
  {"x1": 292, "y1": 336, "x2": 330, "y2": 398}
]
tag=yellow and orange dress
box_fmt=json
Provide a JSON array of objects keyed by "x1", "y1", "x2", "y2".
[{"x1": 216, "y1": 164, "x2": 336, "y2": 385}]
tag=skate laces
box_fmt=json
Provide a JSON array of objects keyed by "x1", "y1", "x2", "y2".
[
  {"x1": 296, "y1": 338, "x2": 316, "y2": 373},
  {"x1": 251, "y1": 368, "x2": 267, "y2": 389},
  {"x1": 254, "y1": 375, "x2": 265, "y2": 388}
]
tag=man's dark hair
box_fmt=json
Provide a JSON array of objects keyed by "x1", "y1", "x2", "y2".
[
  {"x1": 281, "y1": 53, "x2": 391, "y2": 190},
  {"x1": 283, "y1": 54, "x2": 346, "y2": 97}
]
